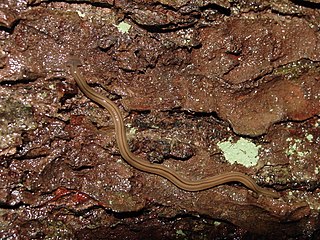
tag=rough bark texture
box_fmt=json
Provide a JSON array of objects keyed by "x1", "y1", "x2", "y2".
[{"x1": 1, "y1": 0, "x2": 320, "y2": 239}]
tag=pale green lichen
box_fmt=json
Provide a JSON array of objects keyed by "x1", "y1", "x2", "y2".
[
  {"x1": 213, "y1": 221, "x2": 221, "y2": 226},
  {"x1": 176, "y1": 229, "x2": 186, "y2": 237},
  {"x1": 126, "y1": 123, "x2": 138, "y2": 143},
  {"x1": 285, "y1": 137, "x2": 310, "y2": 158},
  {"x1": 114, "y1": 21, "x2": 131, "y2": 34},
  {"x1": 306, "y1": 133, "x2": 313, "y2": 142},
  {"x1": 0, "y1": 98, "x2": 37, "y2": 151},
  {"x1": 217, "y1": 137, "x2": 260, "y2": 167}
]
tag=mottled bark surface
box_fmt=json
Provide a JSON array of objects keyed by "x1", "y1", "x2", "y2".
[{"x1": 1, "y1": 0, "x2": 320, "y2": 239}]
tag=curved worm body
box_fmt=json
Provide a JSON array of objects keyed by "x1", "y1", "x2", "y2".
[{"x1": 66, "y1": 57, "x2": 280, "y2": 198}]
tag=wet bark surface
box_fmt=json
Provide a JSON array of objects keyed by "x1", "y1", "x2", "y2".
[{"x1": 1, "y1": 0, "x2": 320, "y2": 239}]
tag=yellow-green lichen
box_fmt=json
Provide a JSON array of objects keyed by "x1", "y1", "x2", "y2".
[
  {"x1": 217, "y1": 137, "x2": 260, "y2": 167},
  {"x1": 273, "y1": 60, "x2": 315, "y2": 81}
]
